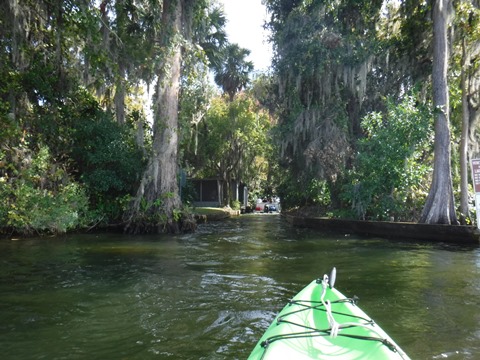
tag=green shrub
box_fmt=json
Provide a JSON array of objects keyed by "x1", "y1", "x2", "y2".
[
  {"x1": 231, "y1": 200, "x2": 241, "y2": 210},
  {"x1": 0, "y1": 145, "x2": 89, "y2": 235},
  {"x1": 68, "y1": 104, "x2": 145, "y2": 220},
  {"x1": 343, "y1": 94, "x2": 433, "y2": 221},
  {"x1": 180, "y1": 179, "x2": 198, "y2": 206},
  {"x1": 277, "y1": 173, "x2": 331, "y2": 211},
  {"x1": 4, "y1": 182, "x2": 88, "y2": 235}
]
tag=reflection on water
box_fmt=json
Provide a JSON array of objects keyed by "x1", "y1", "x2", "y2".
[{"x1": 1, "y1": 215, "x2": 480, "y2": 359}]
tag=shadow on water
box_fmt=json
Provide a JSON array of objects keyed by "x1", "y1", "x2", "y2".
[{"x1": 1, "y1": 215, "x2": 480, "y2": 359}]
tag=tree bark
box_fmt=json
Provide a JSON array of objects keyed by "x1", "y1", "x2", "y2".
[
  {"x1": 124, "y1": 0, "x2": 183, "y2": 234},
  {"x1": 114, "y1": 63, "x2": 126, "y2": 125},
  {"x1": 420, "y1": 0, "x2": 458, "y2": 225},
  {"x1": 459, "y1": 37, "x2": 469, "y2": 224}
]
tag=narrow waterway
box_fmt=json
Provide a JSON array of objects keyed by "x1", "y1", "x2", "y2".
[{"x1": 1, "y1": 215, "x2": 480, "y2": 359}]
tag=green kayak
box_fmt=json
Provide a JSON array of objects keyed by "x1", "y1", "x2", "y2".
[{"x1": 248, "y1": 268, "x2": 411, "y2": 360}]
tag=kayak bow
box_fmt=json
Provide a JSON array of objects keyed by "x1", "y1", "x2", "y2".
[{"x1": 248, "y1": 268, "x2": 410, "y2": 359}]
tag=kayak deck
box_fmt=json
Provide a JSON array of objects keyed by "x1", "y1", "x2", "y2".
[{"x1": 248, "y1": 275, "x2": 410, "y2": 359}]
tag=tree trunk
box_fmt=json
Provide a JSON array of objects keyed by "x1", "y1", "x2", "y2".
[
  {"x1": 459, "y1": 37, "x2": 470, "y2": 224},
  {"x1": 420, "y1": 0, "x2": 458, "y2": 225},
  {"x1": 124, "y1": 0, "x2": 183, "y2": 234},
  {"x1": 114, "y1": 63, "x2": 126, "y2": 125}
]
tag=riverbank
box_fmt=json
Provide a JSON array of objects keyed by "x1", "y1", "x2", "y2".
[
  {"x1": 194, "y1": 206, "x2": 241, "y2": 222},
  {"x1": 284, "y1": 213, "x2": 480, "y2": 244}
]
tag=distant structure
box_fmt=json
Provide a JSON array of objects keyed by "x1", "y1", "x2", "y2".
[{"x1": 190, "y1": 178, "x2": 248, "y2": 210}]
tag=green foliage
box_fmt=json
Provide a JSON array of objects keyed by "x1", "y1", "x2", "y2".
[
  {"x1": 5, "y1": 182, "x2": 88, "y2": 235},
  {"x1": 172, "y1": 208, "x2": 182, "y2": 222},
  {"x1": 190, "y1": 93, "x2": 272, "y2": 186},
  {"x1": 124, "y1": 193, "x2": 196, "y2": 234},
  {"x1": 72, "y1": 117, "x2": 144, "y2": 194},
  {"x1": 0, "y1": 70, "x2": 21, "y2": 144},
  {"x1": 0, "y1": 145, "x2": 88, "y2": 235},
  {"x1": 231, "y1": 200, "x2": 241, "y2": 211},
  {"x1": 3, "y1": 0, "x2": 474, "y2": 229},
  {"x1": 213, "y1": 44, "x2": 254, "y2": 101},
  {"x1": 64, "y1": 90, "x2": 145, "y2": 221},
  {"x1": 191, "y1": 2, "x2": 228, "y2": 71},
  {"x1": 180, "y1": 179, "x2": 198, "y2": 206},
  {"x1": 277, "y1": 173, "x2": 331, "y2": 211},
  {"x1": 264, "y1": 0, "x2": 385, "y2": 209},
  {"x1": 0, "y1": 0, "x2": 235, "y2": 234},
  {"x1": 343, "y1": 95, "x2": 433, "y2": 221}
]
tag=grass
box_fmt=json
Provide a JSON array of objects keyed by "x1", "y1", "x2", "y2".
[
  {"x1": 192, "y1": 206, "x2": 238, "y2": 221},
  {"x1": 193, "y1": 207, "x2": 227, "y2": 215}
]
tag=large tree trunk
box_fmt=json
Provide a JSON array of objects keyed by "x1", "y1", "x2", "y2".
[
  {"x1": 114, "y1": 63, "x2": 126, "y2": 125},
  {"x1": 420, "y1": 0, "x2": 458, "y2": 225},
  {"x1": 124, "y1": 0, "x2": 183, "y2": 234},
  {"x1": 459, "y1": 37, "x2": 470, "y2": 224}
]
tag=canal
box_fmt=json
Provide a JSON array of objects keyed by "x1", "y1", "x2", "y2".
[{"x1": 1, "y1": 215, "x2": 480, "y2": 359}]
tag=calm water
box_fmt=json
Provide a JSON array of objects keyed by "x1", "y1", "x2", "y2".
[{"x1": 1, "y1": 215, "x2": 480, "y2": 359}]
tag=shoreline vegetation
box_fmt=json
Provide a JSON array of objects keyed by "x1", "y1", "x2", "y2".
[
  {"x1": 3, "y1": 206, "x2": 479, "y2": 244},
  {"x1": 0, "y1": 206, "x2": 240, "y2": 240},
  {"x1": 3, "y1": 2, "x2": 480, "y2": 238}
]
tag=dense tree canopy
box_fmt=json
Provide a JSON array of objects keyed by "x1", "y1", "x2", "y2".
[
  {"x1": 1, "y1": 0, "x2": 480, "y2": 235},
  {"x1": 189, "y1": 93, "x2": 272, "y2": 204},
  {"x1": 266, "y1": 0, "x2": 480, "y2": 224}
]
